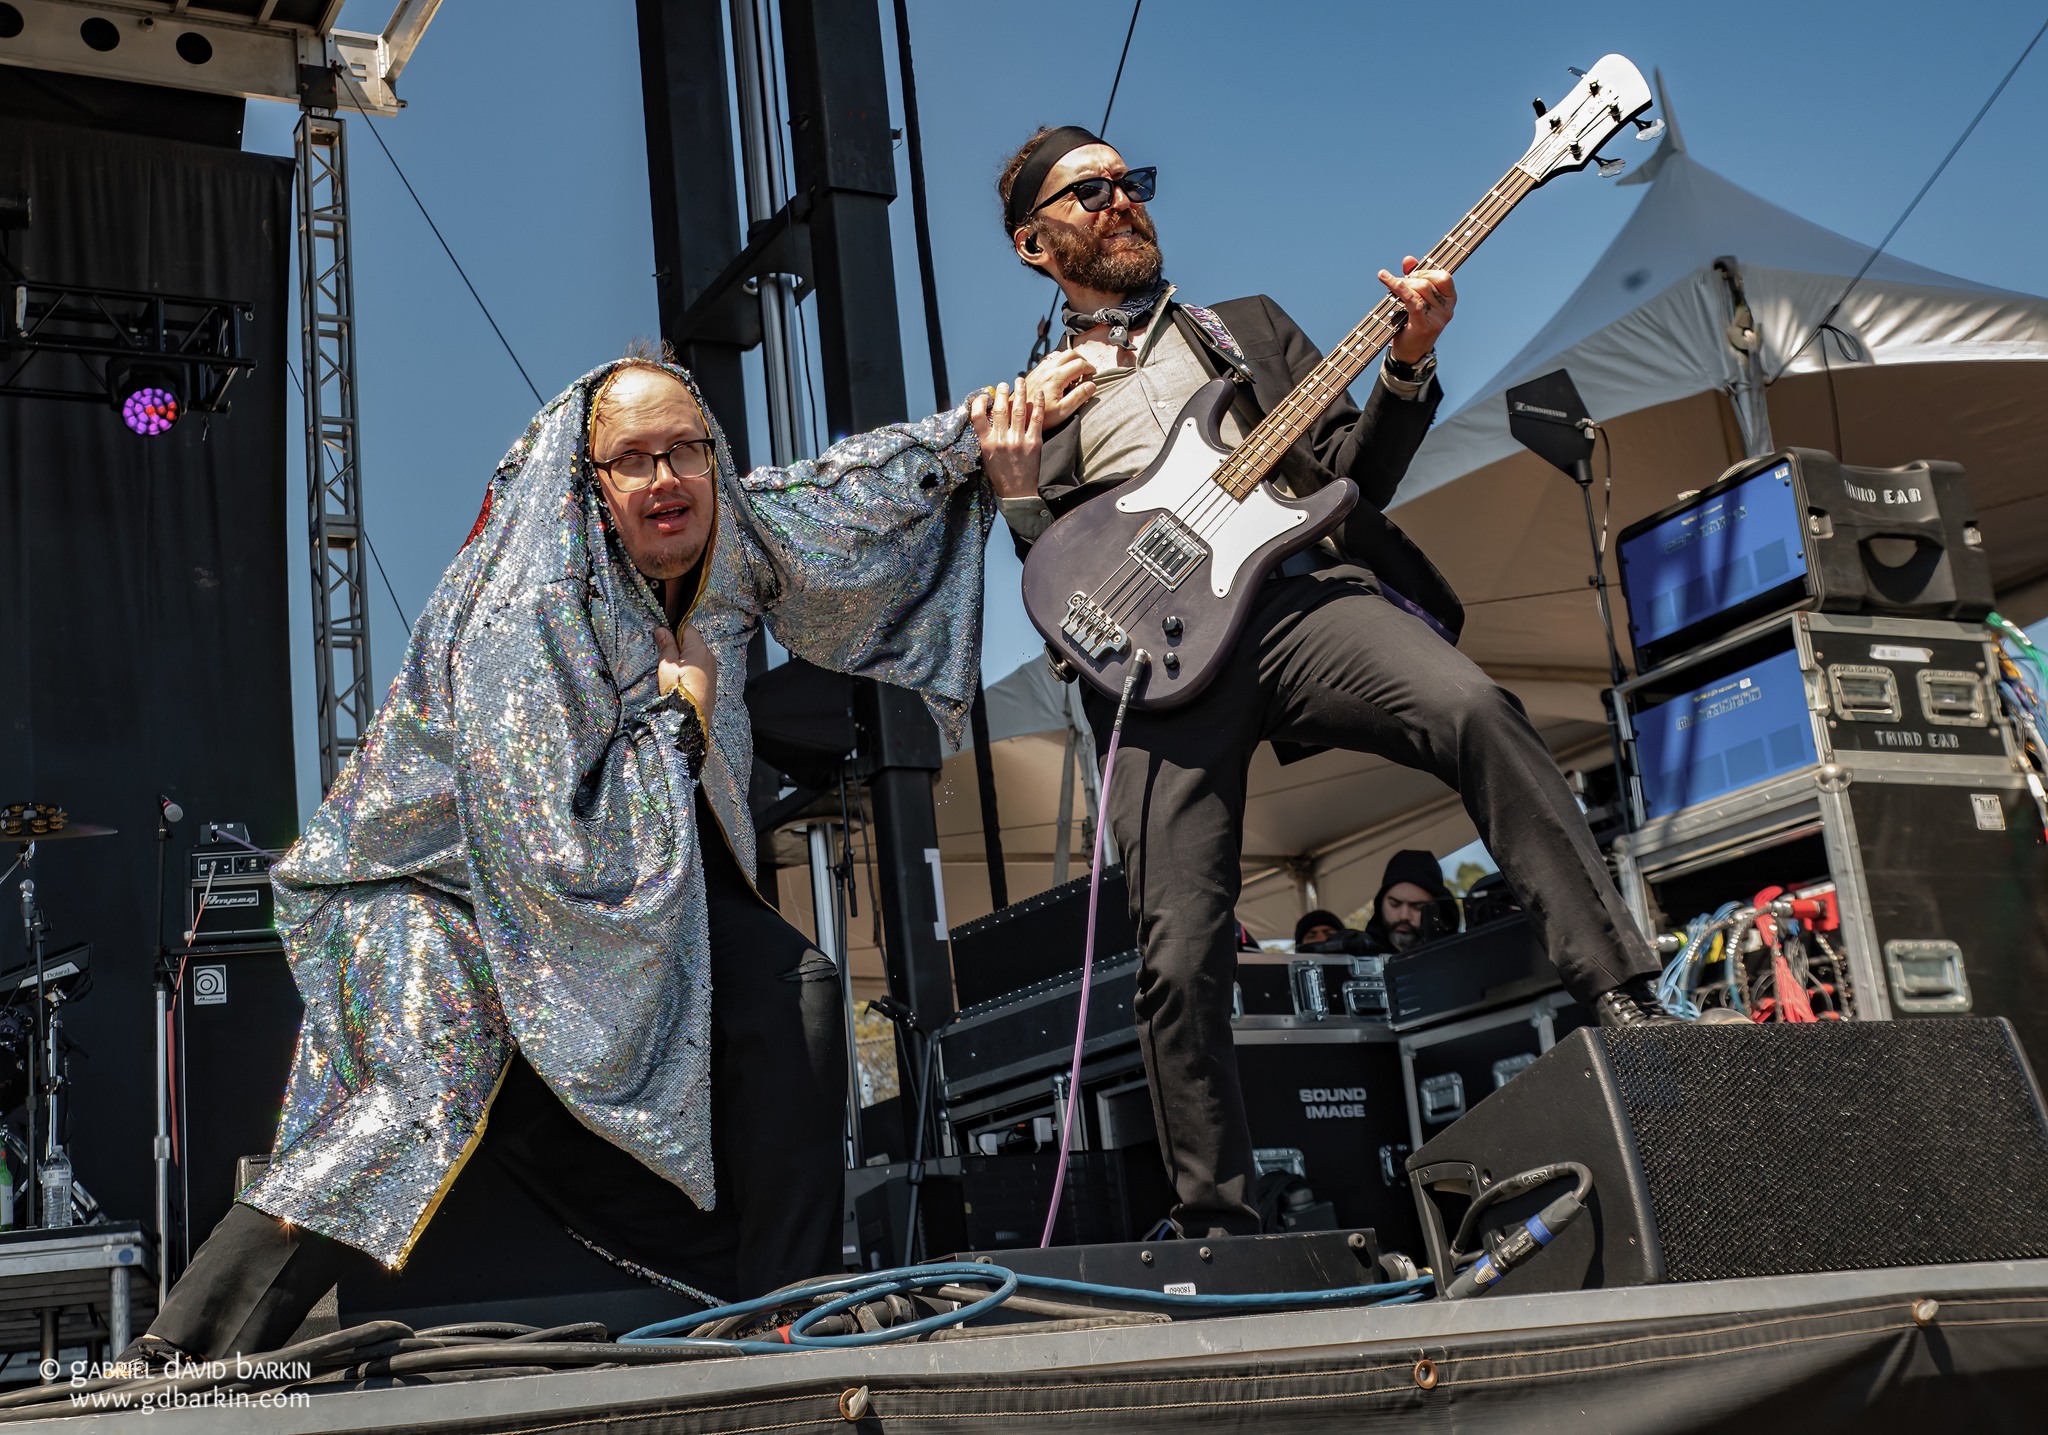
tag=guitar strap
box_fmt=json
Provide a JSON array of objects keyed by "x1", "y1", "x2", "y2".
[{"x1": 1175, "y1": 303, "x2": 1254, "y2": 382}]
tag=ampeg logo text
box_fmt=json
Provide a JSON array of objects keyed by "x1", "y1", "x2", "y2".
[{"x1": 1299, "y1": 1086, "x2": 1367, "y2": 1119}]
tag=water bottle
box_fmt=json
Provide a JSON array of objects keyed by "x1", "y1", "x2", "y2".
[{"x1": 39, "y1": 1148, "x2": 74, "y2": 1229}]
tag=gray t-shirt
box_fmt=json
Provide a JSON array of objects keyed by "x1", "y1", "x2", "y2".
[{"x1": 1075, "y1": 318, "x2": 1248, "y2": 487}]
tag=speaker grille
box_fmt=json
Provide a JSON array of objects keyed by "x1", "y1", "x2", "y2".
[{"x1": 1607, "y1": 1020, "x2": 2048, "y2": 1282}]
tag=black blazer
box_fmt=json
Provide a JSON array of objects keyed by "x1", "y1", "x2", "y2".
[{"x1": 1022, "y1": 294, "x2": 1465, "y2": 640}]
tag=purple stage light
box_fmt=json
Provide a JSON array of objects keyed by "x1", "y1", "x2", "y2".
[{"x1": 121, "y1": 386, "x2": 180, "y2": 436}]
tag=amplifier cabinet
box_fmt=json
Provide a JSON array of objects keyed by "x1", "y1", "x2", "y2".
[
  {"x1": 1396, "y1": 990, "x2": 1590, "y2": 1152},
  {"x1": 1616, "y1": 448, "x2": 1992, "y2": 672},
  {"x1": 187, "y1": 847, "x2": 283, "y2": 944},
  {"x1": 175, "y1": 945, "x2": 302, "y2": 1269},
  {"x1": 1232, "y1": 1023, "x2": 1424, "y2": 1258},
  {"x1": 1617, "y1": 612, "x2": 2012, "y2": 822},
  {"x1": 1614, "y1": 766, "x2": 2048, "y2": 1065}
]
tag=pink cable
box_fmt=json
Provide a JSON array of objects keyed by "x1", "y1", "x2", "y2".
[{"x1": 1040, "y1": 723, "x2": 1126, "y2": 1248}]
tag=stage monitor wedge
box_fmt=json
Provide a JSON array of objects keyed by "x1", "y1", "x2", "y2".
[{"x1": 1408, "y1": 1019, "x2": 2048, "y2": 1297}]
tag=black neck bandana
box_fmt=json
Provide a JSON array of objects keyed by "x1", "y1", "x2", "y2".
[{"x1": 1063, "y1": 277, "x2": 1171, "y2": 348}]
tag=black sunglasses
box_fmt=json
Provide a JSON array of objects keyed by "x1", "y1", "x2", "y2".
[{"x1": 1029, "y1": 166, "x2": 1157, "y2": 217}]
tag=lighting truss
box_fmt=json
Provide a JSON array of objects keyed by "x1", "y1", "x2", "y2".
[{"x1": 0, "y1": 260, "x2": 255, "y2": 411}]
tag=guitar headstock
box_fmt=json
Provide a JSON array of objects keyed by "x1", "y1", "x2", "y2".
[{"x1": 1515, "y1": 55, "x2": 1655, "y2": 186}]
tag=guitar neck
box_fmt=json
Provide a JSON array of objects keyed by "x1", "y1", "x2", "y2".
[{"x1": 1215, "y1": 165, "x2": 1540, "y2": 500}]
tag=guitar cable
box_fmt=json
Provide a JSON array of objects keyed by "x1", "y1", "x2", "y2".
[{"x1": 1040, "y1": 651, "x2": 1150, "y2": 1247}]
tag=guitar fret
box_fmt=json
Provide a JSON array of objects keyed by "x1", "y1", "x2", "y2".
[{"x1": 1204, "y1": 168, "x2": 1537, "y2": 503}]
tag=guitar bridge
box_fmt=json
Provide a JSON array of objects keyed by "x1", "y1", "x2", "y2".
[
  {"x1": 1129, "y1": 512, "x2": 1207, "y2": 591},
  {"x1": 1062, "y1": 593, "x2": 1130, "y2": 660}
]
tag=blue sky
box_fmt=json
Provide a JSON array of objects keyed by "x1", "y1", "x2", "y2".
[{"x1": 254, "y1": 1, "x2": 2048, "y2": 814}]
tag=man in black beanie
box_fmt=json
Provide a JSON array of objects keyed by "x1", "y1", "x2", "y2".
[
  {"x1": 1363, "y1": 849, "x2": 1457, "y2": 954},
  {"x1": 1294, "y1": 909, "x2": 1348, "y2": 949}
]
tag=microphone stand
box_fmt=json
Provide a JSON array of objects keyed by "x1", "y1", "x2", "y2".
[
  {"x1": 16, "y1": 853, "x2": 41, "y2": 1229},
  {"x1": 152, "y1": 807, "x2": 175, "y2": 1306},
  {"x1": 1571, "y1": 452, "x2": 1640, "y2": 829}
]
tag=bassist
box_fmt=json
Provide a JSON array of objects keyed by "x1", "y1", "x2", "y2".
[{"x1": 992, "y1": 125, "x2": 1674, "y2": 1240}]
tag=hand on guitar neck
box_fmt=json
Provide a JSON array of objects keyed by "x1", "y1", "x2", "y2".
[{"x1": 1378, "y1": 256, "x2": 1458, "y2": 363}]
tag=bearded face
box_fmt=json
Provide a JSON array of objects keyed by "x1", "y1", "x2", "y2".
[
  {"x1": 1035, "y1": 200, "x2": 1164, "y2": 296},
  {"x1": 1016, "y1": 142, "x2": 1165, "y2": 299}
]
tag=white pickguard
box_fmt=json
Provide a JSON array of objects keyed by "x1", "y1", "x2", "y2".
[{"x1": 1114, "y1": 418, "x2": 1307, "y2": 599}]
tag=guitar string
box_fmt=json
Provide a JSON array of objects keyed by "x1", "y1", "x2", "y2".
[
  {"x1": 1080, "y1": 179, "x2": 1520, "y2": 636},
  {"x1": 1077, "y1": 169, "x2": 1533, "y2": 637},
  {"x1": 1140, "y1": 167, "x2": 1527, "y2": 557}
]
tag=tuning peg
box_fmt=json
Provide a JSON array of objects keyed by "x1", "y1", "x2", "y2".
[
  {"x1": 1633, "y1": 116, "x2": 1667, "y2": 142},
  {"x1": 1595, "y1": 155, "x2": 1626, "y2": 178},
  {"x1": 1531, "y1": 97, "x2": 1547, "y2": 117},
  {"x1": 1567, "y1": 65, "x2": 1587, "y2": 78}
]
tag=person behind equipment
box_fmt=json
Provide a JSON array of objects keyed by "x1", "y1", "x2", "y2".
[{"x1": 1295, "y1": 851, "x2": 1463, "y2": 956}]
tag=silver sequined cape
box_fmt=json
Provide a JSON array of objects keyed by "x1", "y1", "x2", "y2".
[{"x1": 245, "y1": 362, "x2": 987, "y2": 1266}]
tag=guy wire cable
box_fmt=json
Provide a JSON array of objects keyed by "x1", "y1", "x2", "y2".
[
  {"x1": 1773, "y1": 15, "x2": 2048, "y2": 382},
  {"x1": 331, "y1": 62, "x2": 545, "y2": 407},
  {"x1": 1031, "y1": 0, "x2": 1147, "y2": 362}
]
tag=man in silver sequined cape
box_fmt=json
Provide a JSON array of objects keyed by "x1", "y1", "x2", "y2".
[{"x1": 135, "y1": 358, "x2": 991, "y2": 1357}]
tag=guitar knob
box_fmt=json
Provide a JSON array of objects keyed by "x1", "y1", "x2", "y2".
[
  {"x1": 1162, "y1": 616, "x2": 1182, "y2": 638},
  {"x1": 1162, "y1": 652, "x2": 1181, "y2": 674}
]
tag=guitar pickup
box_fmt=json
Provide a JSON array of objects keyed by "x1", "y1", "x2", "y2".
[
  {"x1": 1062, "y1": 593, "x2": 1130, "y2": 659},
  {"x1": 1128, "y1": 512, "x2": 1207, "y2": 590}
]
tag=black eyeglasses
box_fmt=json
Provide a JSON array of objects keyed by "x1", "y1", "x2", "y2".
[
  {"x1": 1030, "y1": 166, "x2": 1157, "y2": 217},
  {"x1": 591, "y1": 437, "x2": 715, "y2": 492}
]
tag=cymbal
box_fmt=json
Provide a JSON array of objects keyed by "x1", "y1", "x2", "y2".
[
  {"x1": 9, "y1": 823, "x2": 117, "y2": 841},
  {"x1": 1, "y1": 803, "x2": 115, "y2": 841}
]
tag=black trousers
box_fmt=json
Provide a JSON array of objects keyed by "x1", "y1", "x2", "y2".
[
  {"x1": 1086, "y1": 569, "x2": 1660, "y2": 1237},
  {"x1": 147, "y1": 802, "x2": 847, "y2": 1358}
]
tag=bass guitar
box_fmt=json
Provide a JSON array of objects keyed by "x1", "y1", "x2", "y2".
[{"x1": 1022, "y1": 54, "x2": 1655, "y2": 708}]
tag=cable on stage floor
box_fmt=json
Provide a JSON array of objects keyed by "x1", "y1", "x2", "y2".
[{"x1": 0, "y1": 1264, "x2": 1435, "y2": 1415}]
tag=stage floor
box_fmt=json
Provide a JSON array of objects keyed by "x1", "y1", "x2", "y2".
[{"x1": 22, "y1": 1257, "x2": 2048, "y2": 1433}]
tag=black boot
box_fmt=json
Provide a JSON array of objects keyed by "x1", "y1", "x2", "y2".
[
  {"x1": 113, "y1": 1334, "x2": 199, "y2": 1376},
  {"x1": 1592, "y1": 974, "x2": 1684, "y2": 1028}
]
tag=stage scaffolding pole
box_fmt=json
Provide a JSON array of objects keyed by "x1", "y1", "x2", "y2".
[{"x1": 296, "y1": 109, "x2": 377, "y2": 793}]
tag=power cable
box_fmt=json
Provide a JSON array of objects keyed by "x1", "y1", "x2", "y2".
[
  {"x1": 1773, "y1": 15, "x2": 2048, "y2": 382},
  {"x1": 285, "y1": 357, "x2": 411, "y2": 630},
  {"x1": 329, "y1": 66, "x2": 546, "y2": 406},
  {"x1": 1032, "y1": 0, "x2": 1146, "y2": 360}
]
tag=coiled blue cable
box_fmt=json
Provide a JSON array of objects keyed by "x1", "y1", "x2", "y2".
[{"x1": 618, "y1": 1263, "x2": 1434, "y2": 1351}]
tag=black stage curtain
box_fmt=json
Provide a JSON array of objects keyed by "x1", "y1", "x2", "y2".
[{"x1": 0, "y1": 115, "x2": 297, "y2": 1250}]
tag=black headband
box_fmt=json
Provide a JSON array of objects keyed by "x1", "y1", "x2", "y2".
[{"x1": 1006, "y1": 126, "x2": 1105, "y2": 235}]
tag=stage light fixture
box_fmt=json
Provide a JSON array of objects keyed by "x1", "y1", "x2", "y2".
[{"x1": 111, "y1": 363, "x2": 183, "y2": 437}]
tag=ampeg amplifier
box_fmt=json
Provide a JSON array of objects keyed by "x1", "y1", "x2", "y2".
[
  {"x1": 187, "y1": 846, "x2": 282, "y2": 944},
  {"x1": 1617, "y1": 447, "x2": 1993, "y2": 671}
]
